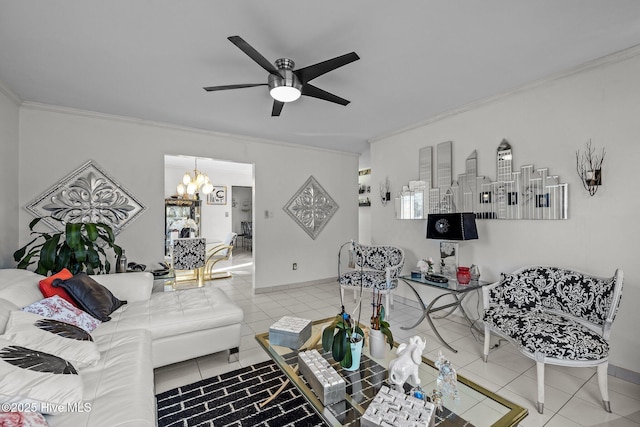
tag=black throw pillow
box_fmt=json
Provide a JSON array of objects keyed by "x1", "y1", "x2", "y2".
[{"x1": 52, "y1": 273, "x2": 127, "y2": 322}]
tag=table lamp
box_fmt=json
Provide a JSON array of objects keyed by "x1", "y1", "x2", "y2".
[{"x1": 426, "y1": 213, "x2": 478, "y2": 277}]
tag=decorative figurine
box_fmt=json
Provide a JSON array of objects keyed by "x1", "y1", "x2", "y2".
[
  {"x1": 435, "y1": 351, "x2": 459, "y2": 401},
  {"x1": 388, "y1": 336, "x2": 427, "y2": 392}
]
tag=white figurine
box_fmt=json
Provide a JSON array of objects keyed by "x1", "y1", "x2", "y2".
[{"x1": 388, "y1": 335, "x2": 426, "y2": 392}]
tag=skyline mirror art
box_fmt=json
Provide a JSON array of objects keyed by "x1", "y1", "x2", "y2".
[{"x1": 396, "y1": 139, "x2": 568, "y2": 220}]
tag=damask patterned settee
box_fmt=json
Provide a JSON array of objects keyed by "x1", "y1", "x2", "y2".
[
  {"x1": 338, "y1": 242, "x2": 404, "y2": 319},
  {"x1": 482, "y1": 266, "x2": 624, "y2": 414}
]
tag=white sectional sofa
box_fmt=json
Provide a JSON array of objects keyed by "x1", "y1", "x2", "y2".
[{"x1": 0, "y1": 269, "x2": 244, "y2": 426}]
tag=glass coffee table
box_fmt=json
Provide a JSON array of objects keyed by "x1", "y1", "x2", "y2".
[{"x1": 256, "y1": 317, "x2": 527, "y2": 427}]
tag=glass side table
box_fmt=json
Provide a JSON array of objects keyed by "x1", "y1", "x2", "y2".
[{"x1": 399, "y1": 275, "x2": 490, "y2": 353}]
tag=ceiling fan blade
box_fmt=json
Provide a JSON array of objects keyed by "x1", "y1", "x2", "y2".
[
  {"x1": 203, "y1": 83, "x2": 267, "y2": 92},
  {"x1": 271, "y1": 100, "x2": 284, "y2": 117},
  {"x1": 228, "y1": 36, "x2": 283, "y2": 78},
  {"x1": 301, "y1": 84, "x2": 350, "y2": 106},
  {"x1": 294, "y1": 52, "x2": 360, "y2": 84}
]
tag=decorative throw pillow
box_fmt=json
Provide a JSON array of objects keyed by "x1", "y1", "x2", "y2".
[
  {"x1": 491, "y1": 273, "x2": 541, "y2": 310},
  {"x1": 0, "y1": 337, "x2": 83, "y2": 414},
  {"x1": 52, "y1": 273, "x2": 126, "y2": 322},
  {"x1": 22, "y1": 296, "x2": 101, "y2": 333},
  {"x1": 37, "y1": 268, "x2": 78, "y2": 307},
  {"x1": 0, "y1": 411, "x2": 49, "y2": 427},
  {"x1": 2, "y1": 311, "x2": 100, "y2": 368}
]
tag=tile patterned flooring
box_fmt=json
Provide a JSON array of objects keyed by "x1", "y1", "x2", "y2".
[{"x1": 154, "y1": 251, "x2": 640, "y2": 426}]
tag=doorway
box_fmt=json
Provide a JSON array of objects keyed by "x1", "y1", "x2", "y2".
[{"x1": 164, "y1": 154, "x2": 254, "y2": 271}]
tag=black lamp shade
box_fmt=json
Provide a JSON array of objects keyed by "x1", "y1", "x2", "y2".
[{"x1": 426, "y1": 213, "x2": 478, "y2": 240}]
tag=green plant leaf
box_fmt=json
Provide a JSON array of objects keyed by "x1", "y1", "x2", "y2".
[
  {"x1": 339, "y1": 340, "x2": 352, "y2": 368},
  {"x1": 381, "y1": 326, "x2": 394, "y2": 349},
  {"x1": 332, "y1": 330, "x2": 347, "y2": 363},
  {"x1": 39, "y1": 234, "x2": 61, "y2": 272},
  {"x1": 379, "y1": 305, "x2": 385, "y2": 322},
  {"x1": 85, "y1": 223, "x2": 98, "y2": 242},
  {"x1": 322, "y1": 320, "x2": 338, "y2": 352},
  {"x1": 65, "y1": 223, "x2": 83, "y2": 250}
]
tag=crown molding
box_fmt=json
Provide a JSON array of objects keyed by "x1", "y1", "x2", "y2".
[
  {"x1": 0, "y1": 79, "x2": 22, "y2": 105},
  {"x1": 20, "y1": 102, "x2": 358, "y2": 157},
  {"x1": 370, "y1": 43, "x2": 640, "y2": 144}
]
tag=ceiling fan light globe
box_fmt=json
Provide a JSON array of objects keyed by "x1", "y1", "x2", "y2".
[
  {"x1": 196, "y1": 172, "x2": 206, "y2": 186},
  {"x1": 182, "y1": 172, "x2": 192, "y2": 186},
  {"x1": 270, "y1": 86, "x2": 301, "y2": 103}
]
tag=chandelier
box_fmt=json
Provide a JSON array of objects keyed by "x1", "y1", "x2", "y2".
[{"x1": 176, "y1": 158, "x2": 213, "y2": 198}]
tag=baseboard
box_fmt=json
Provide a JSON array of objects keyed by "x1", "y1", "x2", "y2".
[
  {"x1": 609, "y1": 364, "x2": 640, "y2": 385},
  {"x1": 254, "y1": 277, "x2": 337, "y2": 294}
]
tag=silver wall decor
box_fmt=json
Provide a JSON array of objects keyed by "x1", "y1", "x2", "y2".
[
  {"x1": 283, "y1": 176, "x2": 338, "y2": 240},
  {"x1": 26, "y1": 160, "x2": 147, "y2": 234},
  {"x1": 396, "y1": 139, "x2": 568, "y2": 220}
]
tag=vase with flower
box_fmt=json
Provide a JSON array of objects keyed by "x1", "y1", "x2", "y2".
[{"x1": 417, "y1": 257, "x2": 435, "y2": 278}]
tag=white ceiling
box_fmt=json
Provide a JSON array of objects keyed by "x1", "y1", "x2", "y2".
[{"x1": 2, "y1": 1, "x2": 640, "y2": 154}]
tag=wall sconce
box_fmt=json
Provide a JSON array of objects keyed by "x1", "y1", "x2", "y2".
[
  {"x1": 380, "y1": 176, "x2": 391, "y2": 206},
  {"x1": 576, "y1": 139, "x2": 605, "y2": 196}
]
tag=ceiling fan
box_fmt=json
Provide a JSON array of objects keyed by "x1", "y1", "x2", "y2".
[{"x1": 203, "y1": 36, "x2": 360, "y2": 116}]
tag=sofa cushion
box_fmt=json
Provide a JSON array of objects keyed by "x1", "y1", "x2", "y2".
[
  {"x1": 339, "y1": 271, "x2": 398, "y2": 290},
  {"x1": 22, "y1": 296, "x2": 101, "y2": 333},
  {"x1": 92, "y1": 286, "x2": 243, "y2": 340},
  {"x1": 483, "y1": 306, "x2": 534, "y2": 341},
  {"x1": 38, "y1": 269, "x2": 78, "y2": 307},
  {"x1": 0, "y1": 298, "x2": 19, "y2": 334},
  {"x1": 519, "y1": 311, "x2": 610, "y2": 361},
  {"x1": 3, "y1": 310, "x2": 100, "y2": 368},
  {"x1": 52, "y1": 273, "x2": 126, "y2": 322},
  {"x1": 0, "y1": 270, "x2": 46, "y2": 308},
  {"x1": 44, "y1": 329, "x2": 155, "y2": 427},
  {"x1": 0, "y1": 337, "x2": 83, "y2": 414}
]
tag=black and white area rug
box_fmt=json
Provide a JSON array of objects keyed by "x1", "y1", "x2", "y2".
[
  {"x1": 157, "y1": 357, "x2": 474, "y2": 427},
  {"x1": 156, "y1": 360, "x2": 325, "y2": 427}
]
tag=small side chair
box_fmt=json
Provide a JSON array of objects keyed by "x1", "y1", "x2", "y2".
[
  {"x1": 172, "y1": 237, "x2": 207, "y2": 288},
  {"x1": 204, "y1": 232, "x2": 237, "y2": 280},
  {"x1": 338, "y1": 241, "x2": 404, "y2": 319}
]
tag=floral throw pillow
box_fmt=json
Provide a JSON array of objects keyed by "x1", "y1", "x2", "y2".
[
  {"x1": 0, "y1": 412, "x2": 49, "y2": 427},
  {"x1": 2, "y1": 311, "x2": 100, "y2": 368},
  {"x1": 21, "y1": 295, "x2": 101, "y2": 333}
]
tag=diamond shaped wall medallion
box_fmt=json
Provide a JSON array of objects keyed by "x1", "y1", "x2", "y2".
[
  {"x1": 25, "y1": 160, "x2": 147, "y2": 235},
  {"x1": 283, "y1": 176, "x2": 338, "y2": 240}
]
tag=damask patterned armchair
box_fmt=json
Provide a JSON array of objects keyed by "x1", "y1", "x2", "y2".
[
  {"x1": 482, "y1": 266, "x2": 624, "y2": 414},
  {"x1": 172, "y1": 237, "x2": 207, "y2": 287},
  {"x1": 338, "y1": 242, "x2": 405, "y2": 319}
]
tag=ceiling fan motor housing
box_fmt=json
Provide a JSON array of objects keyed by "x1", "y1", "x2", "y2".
[{"x1": 268, "y1": 58, "x2": 302, "y2": 98}]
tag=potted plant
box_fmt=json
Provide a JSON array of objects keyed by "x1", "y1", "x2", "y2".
[
  {"x1": 369, "y1": 289, "x2": 393, "y2": 358},
  {"x1": 322, "y1": 305, "x2": 365, "y2": 370},
  {"x1": 14, "y1": 216, "x2": 122, "y2": 275}
]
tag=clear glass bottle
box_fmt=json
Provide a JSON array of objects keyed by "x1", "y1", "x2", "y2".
[{"x1": 116, "y1": 250, "x2": 127, "y2": 273}]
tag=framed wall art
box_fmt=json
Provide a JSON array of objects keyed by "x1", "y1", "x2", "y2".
[{"x1": 207, "y1": 186, "x2": 227, "y2": 205}]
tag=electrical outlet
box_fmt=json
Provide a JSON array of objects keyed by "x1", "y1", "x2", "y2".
[{"x1": 292, "y1": 263, "x2": 297, "y2": 270}]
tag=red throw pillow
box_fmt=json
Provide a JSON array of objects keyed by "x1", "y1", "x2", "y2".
[{"x1": 38, "y1": 268, "x2": 78, "y2": 307}]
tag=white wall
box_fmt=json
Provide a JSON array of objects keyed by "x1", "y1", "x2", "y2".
[
  {"x1": 0, "y1": 84, "x2": 20, "y2": 267},
  {"x1": 17, "y1": 105, "x2": 358, "y2": 290},
  {"x1": 370, "y1": 51, "x2": 640, "y2": 375}
]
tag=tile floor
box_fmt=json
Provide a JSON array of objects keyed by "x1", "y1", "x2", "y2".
[{"x1": 154, "y1": 250, "x2": 640, "y2": 426}]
